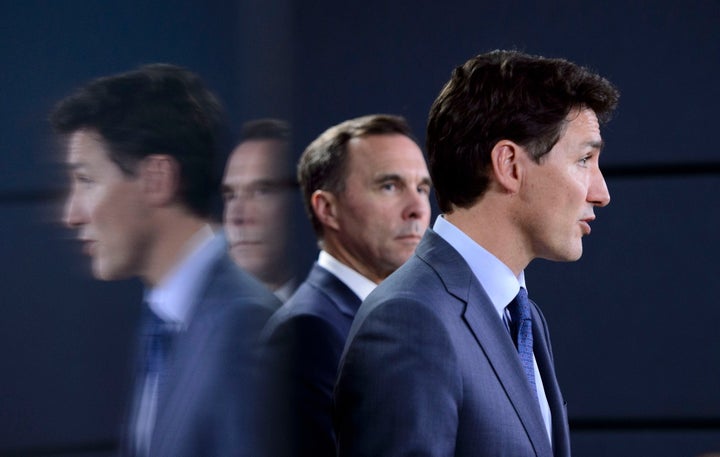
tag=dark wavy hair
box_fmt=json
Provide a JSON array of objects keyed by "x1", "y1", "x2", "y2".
[
  {"x1": 427, "y1": 50, "x2": 620, "y2": 213},
  {"x1": 50, "y1": 63, "x2": 224, "y2": 218}
]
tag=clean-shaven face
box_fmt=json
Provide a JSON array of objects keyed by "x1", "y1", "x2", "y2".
[
  {"x1": 64, "y1": 129, "x2": 151, "y2": 280},
  {"x1": 333, "y1": 134, "x2": 432, "y2": 282},
  {"x1": 222, "y1": 139, "x2": 295, "y2": 286}
]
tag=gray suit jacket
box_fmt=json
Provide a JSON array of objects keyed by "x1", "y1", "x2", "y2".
[
  {"x1": 124, "y1": 235, "x2": 279, "y2": 457},
  {"x1": 334, "y1": 228, "x2": 571, "y2": 457}
]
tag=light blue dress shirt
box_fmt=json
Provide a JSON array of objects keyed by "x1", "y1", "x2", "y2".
[{"x1": 433, "y1": 215, "x2": 553, "y2": 444}]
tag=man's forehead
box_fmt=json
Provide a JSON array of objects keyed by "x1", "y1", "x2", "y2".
[
  {"x1": 67, "y1": 129, "x2": 108, "y2": 154},
  {"x1": 228, "y1": 140, "x2": 291, "y2": 171},
  {"x1": 232, "y1": 139, "x2": 289, "y2": 161}
]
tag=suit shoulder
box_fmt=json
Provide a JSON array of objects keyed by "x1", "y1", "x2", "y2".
[
  {"x1": 262, "y1": 277, "x2": 355, "y2": 345},
  {"x1": 205, "y1": 254, "x2": 280, "y2": 312}
]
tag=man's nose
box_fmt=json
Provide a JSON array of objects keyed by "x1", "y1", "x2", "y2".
[
  {"x1": 64, "y1": 191, "x2": 86, "y2": 228},
  {"x1": 402, "y1": 187, "x2": 431, "y2": 220},
  {"x1": 589, "y1": 168, "x2": 611, "y2": 207}
]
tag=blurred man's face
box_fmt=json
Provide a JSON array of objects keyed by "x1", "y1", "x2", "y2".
[
  {"x1": 222, "y1": 139, "x2": 295, "y2": 288},
  {"x1": 330, "y1": 134, "x2": 432, "y2": 283},
  {"x1": 64, "y1": 129, "x2": 151, "y2": 280}
]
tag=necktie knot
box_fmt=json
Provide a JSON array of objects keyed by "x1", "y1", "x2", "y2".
[
  {"x1": 142, "y1": 310, "x2": 175, "y2": 377},
  {"x1": 507, "y1": 287, "x2": 532, "y2": 337}
]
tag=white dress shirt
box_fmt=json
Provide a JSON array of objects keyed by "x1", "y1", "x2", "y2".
[{"x1": 317, "y1": 250, "x2": 377, "y2": 301}]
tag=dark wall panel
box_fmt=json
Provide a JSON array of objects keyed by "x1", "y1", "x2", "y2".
[
  {"x1": 0, "y1": 0, "x2": 243, "y2": 194},
  {"x1": 572, "y1": 429, "x2": 720, "y2": 457},
  {"x1": 0, "y1": 201, "x2": 141, "y2": 451},
  {"x1": 527, "y1": 176, "x2": 720, "y2": 418}
]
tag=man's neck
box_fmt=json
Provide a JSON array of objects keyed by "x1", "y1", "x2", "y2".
[
  {"x1": 321, "y1": 239, "x2": 383, "y2": 284},
  {"x1": 444, "y1": 204, "x2": 530, "y2": 277},
  {"x1": 142, "y1": 211, "x2": 209, "y2": 286}
]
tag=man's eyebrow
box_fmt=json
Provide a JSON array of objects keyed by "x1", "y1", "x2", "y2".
[
  {"x1": 419, "y1": 176, "x2": 432, "y2": 187},
  {"x1": 65, "y1": 162, "x2": 85, "y2": 171},
  {"x1": 373, "y1": 173, "x2": 403, "y2": 183},
  {"x1": 586, "y1": 140, "x2": 604, "y2": 150},
  {"x1": 253, "y1": 177, "x2": 298, "y2": 188},
  {"x1": 374, "y1": 173, "x2": 432, "y2": 187}
]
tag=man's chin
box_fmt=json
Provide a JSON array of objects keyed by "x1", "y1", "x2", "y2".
[
  {"x1": 543, "y1": 247, "x2": 583, "y2": 263},
  {"x1": 92, "y1": 262, "x2": 132, "y2": 281}
]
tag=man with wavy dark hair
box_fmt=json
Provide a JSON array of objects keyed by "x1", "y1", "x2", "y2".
[
  {"x1": 335, "y1": 50, "x2": 619, "y2": 457},
  {"x1": 52, "y1": 64, "x2": 279, "y2": 457}
]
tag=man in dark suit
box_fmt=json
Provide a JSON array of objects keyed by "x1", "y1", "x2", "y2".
[
  {"x1": 335, "y1": 50, "x2": 619, "y2": 456},
  {"x1": 260, "y1": 114, "x2": 431, "y2": 457},
  {"x1": 51, "y1": 64, "x2": 279, "y2": 457}
]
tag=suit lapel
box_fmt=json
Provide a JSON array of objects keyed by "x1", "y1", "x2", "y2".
[
  {"x1": 149, "y1": 249, "x2": 226, "y2": 454},
  {"x1": 531, "y1": 304, "x2": 571, "y2": 457},
  {"x1": 306, "y1": 264, "x2": 362, "y2": 318},
  {"x1": 416, "y1": 229, "x2": 553, "y2": 456}
]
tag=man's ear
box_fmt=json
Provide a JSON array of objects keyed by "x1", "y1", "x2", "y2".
[
  {"x1": 490, "y1": 140, "x2": 523, "y2": 194},
  {"x1": 138, "y1": 154, "x2": 180, "y2": 206},
  {"x1": 310, "y1": 189, "x2": 340, "y2": 231}
]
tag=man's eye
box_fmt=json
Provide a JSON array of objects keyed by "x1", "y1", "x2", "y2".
[
  {"x1": 75, "y1": 175, "x2": 94, "y2": 185},
  {"x1": 252, "y1": 186, "x2": 273, "y2": 196}
]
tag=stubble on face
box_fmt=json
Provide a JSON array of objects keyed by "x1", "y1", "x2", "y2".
[{"x1": 516, "y1": 108, "x2": 609, "y2": 264}]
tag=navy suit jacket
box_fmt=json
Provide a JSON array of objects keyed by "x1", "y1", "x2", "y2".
[
  {"x1": 260, "y1": 263, "x2": 362, "y2": 457},
  {"x1": 334, "y1": 229, "x2": 571, "y2": 457},
  {"x1": 124, "y1": 236, "x2": 279, "y2": 457}
]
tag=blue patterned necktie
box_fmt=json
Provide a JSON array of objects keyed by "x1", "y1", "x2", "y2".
[{"x1": 507, "y1": 287, "x2": 537, "y2": 397}]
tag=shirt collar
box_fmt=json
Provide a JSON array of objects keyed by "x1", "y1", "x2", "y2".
[
  {"x1": 145, "y1": 225, "x2": 218, "y2": 327},
  {"x1": 433, "y1": 215, "x2": 526, "y2": 319},
  {"x1": 317, "y1": 250, "x2": 377, "y2": 301}
]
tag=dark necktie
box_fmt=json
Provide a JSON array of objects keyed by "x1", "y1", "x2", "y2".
[
  {"x1": 507, "y1": 287, "x2": 537, "y2": 397},
  {"x1": 142, "y1": 309, "x2": 175, "y2": 387},
  {"x1": 130, "y1": 308, "x2": 176, "y2": 457}
]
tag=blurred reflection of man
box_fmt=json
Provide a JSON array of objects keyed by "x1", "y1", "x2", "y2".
[{"x1": 222, "y1": 119, "x2": 300, "y2": 302}]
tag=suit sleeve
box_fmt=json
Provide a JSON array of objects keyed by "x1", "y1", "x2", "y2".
[
  {"x1": 334, "y1": 297, "x2": 462, "y2": 457},
  {"x1": 261, "y1": 313, "x2": 345, "y2": 457}
]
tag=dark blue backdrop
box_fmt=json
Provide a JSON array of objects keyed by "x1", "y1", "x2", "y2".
[{"x1": 2, "y1": 1, "x2": 718, "y2": 455}]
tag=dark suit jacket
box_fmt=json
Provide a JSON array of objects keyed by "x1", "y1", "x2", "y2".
[
  {"x1": 334, "y1": 228, "x2": 571, "y2": 457},
  {"x1": 260, "y1": 263, "x2": 362, "y2": 457},
  {"x1": 124, "y1": 235, "x2": 279, "y2": 457}
]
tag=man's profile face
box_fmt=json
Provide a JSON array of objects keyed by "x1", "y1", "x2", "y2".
[
  {"x1": 332, "y1": 134, "x2": 432, "y2": 283},
  {"x1": 64, "y1": 129, "x2": 151, "y2": 280},
  {"x1": 516, "y1": 108, "x2": 611, "y2": 262},
  {"x1": 222, "y1": 139, "x2": 295, "y2": 287}
]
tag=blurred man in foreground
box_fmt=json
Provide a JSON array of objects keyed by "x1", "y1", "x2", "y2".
[{"x1": 52, "y1": 64, "x2": 279, "y2": 457}]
